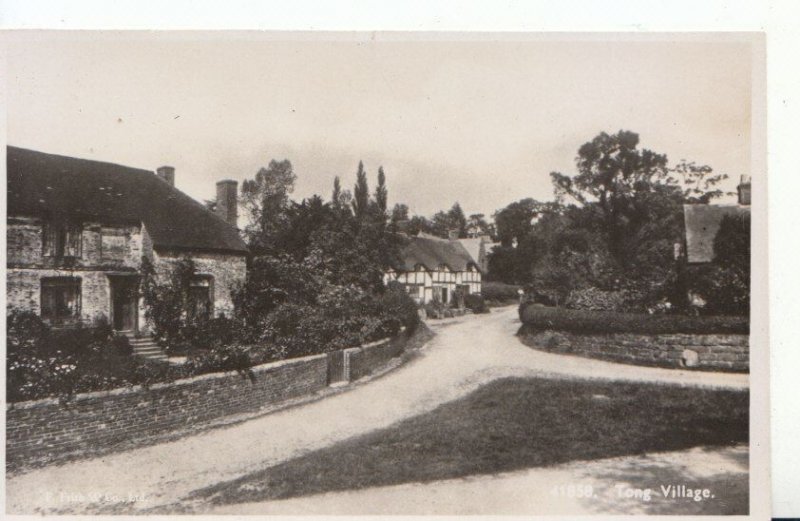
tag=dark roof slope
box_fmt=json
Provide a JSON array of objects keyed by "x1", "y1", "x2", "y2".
[
  {"x1": 683, "y1": 203, "x2": 750, "y2": 263},
  {"x1": 396, "y1": 233, "x2": 480, "y2": 272},
  {"x1": 7, "y1": 146, "x2": 247, "y2": 254}
]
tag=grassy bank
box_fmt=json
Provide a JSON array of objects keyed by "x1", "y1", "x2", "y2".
[{"x1": 196, "y1": 376, "x2": 748, "y2": 505}]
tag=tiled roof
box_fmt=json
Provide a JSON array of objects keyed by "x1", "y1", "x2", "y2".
[
  {"x1": 7, "y1": 146, "x2": 248, "y2": 254},
  {"x1": 683, "y1": 203, "x2": 750, "y2": 263},
  {"x1": 396, "y1": 234, "x2": 479, "y2": 272}
]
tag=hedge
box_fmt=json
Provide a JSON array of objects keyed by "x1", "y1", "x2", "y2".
[
  {"x1": 519, "y1": 303, "x2": 749, "y2": 335},
  {"x1": 481, "y1": 282, "x2": 521, "y2": 304}
]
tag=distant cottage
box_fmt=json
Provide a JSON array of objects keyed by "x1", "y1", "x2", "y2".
[
  {"x1": 6, "y1": 147, "x2": 248, "y2": 351},
  {"x1": 683, "y1": 175, "x2": 751, "y2": 264},
  {"x1": 457, "y1": 235, "x2": 498, "y2": 274},
  {"x1": 384, "y1": 232, "x2": 483, "y2": 305}
]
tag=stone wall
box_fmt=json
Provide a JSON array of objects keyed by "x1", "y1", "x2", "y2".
[
  {"x1": 7, "y1": 269, "x2": 118, "y2": 325},
  {"x1": 6, "y1": 217, "x2": 142, "y2": 324},
  {"x1": 6, "y1": 326, "x2": 429, "y2": 471},
  {"x1": 519, "y1": 327, "x2": 748, "y2": 372},
  {"x1": 7, "y1": 217, "x2": 142, "y2": 270},
  {"x1": 6, "y1": 217, "x2": 246, "y2": 327}
]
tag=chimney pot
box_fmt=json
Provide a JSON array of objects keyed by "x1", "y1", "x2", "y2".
[
  {"x1": 156, "y1": 166, "x2": 175, "y2": 186},
  {"x1": 737, "y1": 174, "x2": 751, "y2": 206},
  {"x1": 216, "y1": 180, "x2": 238, "y2": 227}
]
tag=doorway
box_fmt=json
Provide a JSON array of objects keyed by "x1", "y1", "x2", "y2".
[{"x1": 110, "y1": 276, "x2": 138, "y2": 332}]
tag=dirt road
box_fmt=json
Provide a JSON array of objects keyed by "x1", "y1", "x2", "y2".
[{"x1": 6, "y1": 306, "x2": 747, "y2": 514}]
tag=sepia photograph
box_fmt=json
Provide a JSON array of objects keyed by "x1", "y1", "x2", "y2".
[{"x1": 2, "y1": 31, "x2": 764, "y2": 516}]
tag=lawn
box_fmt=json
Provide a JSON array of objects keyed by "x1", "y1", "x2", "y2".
[{"x1": 196, "y1": 377, "x2": 748, "y2": 505}]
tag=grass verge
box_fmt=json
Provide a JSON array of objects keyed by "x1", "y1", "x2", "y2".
[{"x1": 195, "y1": 376, "x2": 748, "y2": 505}]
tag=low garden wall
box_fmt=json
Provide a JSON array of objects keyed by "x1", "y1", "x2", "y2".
[
  {"x1": 518, "y1": 304, "x2": 749, "y2": 372},
  {"x1": 519, "y1": 329, "x2": 748, "y2": 372},
  {"x1": 7, "y1": 327, "x2": 427, "y2": 472},
  {"x1": 344, "y1": 324, "x2": 431, "y2": 381}
]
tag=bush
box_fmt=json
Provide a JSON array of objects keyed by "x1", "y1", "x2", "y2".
[
  {"x1": 519, "y1": 302, "x2": 749, "y2": 335},
  {"x1": 7, "y1": 309, "x2": 188, "y2": 402},
  {"x1": 464, "y1": 294, "x2": 489, "y2": 314},
  {"x1": 179, "y1": 316, "x2": 240, "y2": 352},
  {"x1": 565, "y1": 287, "x2": 635, "y2": 312},
  {"x1": 481, "y1": 282, "x2": 521, "y2": 305},
  {"x1": 184, "y1": 343, "x2": 255, "y2": 381},
  {"x1": 378, "y1": 282, "x2": 421, "y2": 334}
]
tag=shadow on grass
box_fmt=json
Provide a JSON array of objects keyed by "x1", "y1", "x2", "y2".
[{"x1": 191, "y1": 377, "x2": 748, "y2": 507}]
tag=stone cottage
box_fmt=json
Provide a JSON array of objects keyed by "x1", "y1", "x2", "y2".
[
  {"x1": 384, "y1": 232, "x2": 482, "y2": 305},
  {"x1": 6, "y1": 146, "x2": 248, "y2": 356}
]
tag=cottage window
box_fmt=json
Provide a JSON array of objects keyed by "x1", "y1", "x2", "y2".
[
  {"x1": 189, "y1": 276, "x2": 214, "y2": 320},
  {"x1": 43, "y1": 222, "x2": 82, "y2": 258},
  {"x1": 41, "y1": 277, "x2": 81, "y2": 321}
]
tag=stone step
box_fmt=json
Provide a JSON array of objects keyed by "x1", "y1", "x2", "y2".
[
  {"x1": 133, "y1": 346, "x2": 163, "y2": 352},
  {"x1": 127, "y1": 335, "x2": 168, "y2": 361},
  {"x1": 134, "y1": 352, "x2": 168, "y2": 361}
]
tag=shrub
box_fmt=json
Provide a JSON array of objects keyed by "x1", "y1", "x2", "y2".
[
  {"x1": 464, "y1": 294, "x2": 489, "y2": 314},
  {"x1": 481, "y1": 282, "x2": 521, "y2": 304},
  {"x1": 181, "y1": 316, "x2": 240, "y2": 351},
  {"x1": 184, "y1": 343, "x2": 255, "y2": 381},
  {"x1": 7, "y1": 309, "x2": 48, "y2": 352},
  {"x1": 6, "y1": 309, "x2": 177, "y2": 402},
  {"x1": 518, "y1": 302, "x2": 749, "y2": 335},
  {"x1": 565, "y1": 287, "x2": 633, "y2": 312},
  {"x1": 377, "y1": 282, "x2": 420, "y2": 333}
]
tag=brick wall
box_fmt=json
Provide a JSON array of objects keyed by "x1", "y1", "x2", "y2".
[
  {"x1": 518, "y1": 327, "x2": 748, "y2": 372},
  {"x1": 7, "y1": 354, "x2": 328, "y2": 471},
  {"x1": 344, "y1": 325, "x2": 433, "y2": 381},
  {"x1": 6, "y1": 326, "x2": 431, "y2": 471},
  {"x1": 345, "y1": 335, "x2": 404, "y2": 381}
]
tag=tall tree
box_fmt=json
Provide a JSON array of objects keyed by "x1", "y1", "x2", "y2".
[
  {"x1": 391, "y1": 203, "x2": 409, "y2": 223},
  {"x1": 375, "y1": 166, "x2": 388, "y2": 214},
  {"x1": 493, "y1": 198, "x2": 546, "y2": 247},
  {"x1": 431, "y1": 202, "x2": 468, "y2": 238},
  {"x1": 241, "y1": 159, "x2": 297, "y2": 253},
  {"x1": 549, "y1": 130, "x2": 678, "y2": 267},
  {"x1": 332, "y1": 176, "x2": 342, "y2": 207},
  {"x1": 466, "y1": 213, "x2": 492, "y2": 238},
  {"x1": 670, "y1": 160, "x2": 732, "y2": 203},
  {"x1": 352, "y1": 161, "x2": 370, "y2": 219}
]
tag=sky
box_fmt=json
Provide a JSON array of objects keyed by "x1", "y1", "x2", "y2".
[{"x1": 4, "y1": 33, "x2": 755, "y2": 218}]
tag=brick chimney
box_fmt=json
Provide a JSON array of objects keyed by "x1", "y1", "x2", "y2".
[
  {"x1": 448, "y1": 229, "x2": 459, "y2": 241},
  {"x1": 156, "y1": 166, "x2": 175, "y2": 186},
  {"x1": 215, "y1": 180, "x2": 238, "y2": 227},
  {"x1": 737, "y1": 175, "x2": 751, "y2": 206}
]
